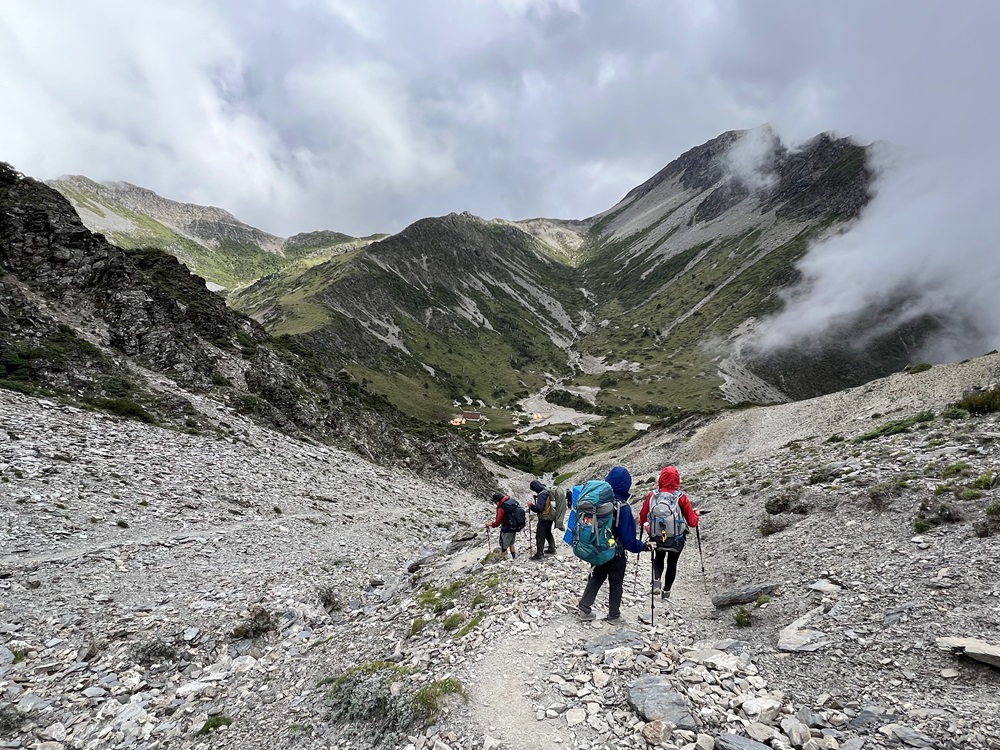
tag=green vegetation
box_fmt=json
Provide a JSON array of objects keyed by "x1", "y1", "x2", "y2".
[
  {"x1": 734, "y1": 607, "x2": 753, "y2": 627},
  {"x1": 197, "y1": 716, "x2": 234, "y2": 735},
  {"x1": 409, "y1": 617, "x2": 430, "y2": 637},
  {"x1": 411, "y1": 678, "x2": 466, "y2": 723},
  {"x1": 454, "y1": 615, "x2": 483, "y2": 638},
  {"x1": 442, "y1": 613, "x2": 466, "y2": 632},
  {"x1": 857, "y1": 411, "x2": 935, "y2": 441},
  {"x1": 904, "y1": 363, "x2": 932, "y2": 374},
  {"x1": 954, "y1": 385, "x2": 1000, "y2": 415}
]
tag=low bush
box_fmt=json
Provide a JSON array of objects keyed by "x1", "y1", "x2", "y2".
[
  {"x1": 857, "y1": 411, "x2": 935, "y2": 442},
  {"x1": 954, "y1": 385, "x2": 1000, "y2": 416}
]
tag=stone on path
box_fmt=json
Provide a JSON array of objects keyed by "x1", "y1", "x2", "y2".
[
  {"x1": 584, "y1": 630, "x2": 644, "y2": 657},
  {"x1": 777, "y1": 606, "x2": 829, "y2": 652},
  {"x1": 711, "y1": 582, "x2": 783, "y2": 609},
  {"x1": 628, "y1": 675, "x2": 697, "y2": 731},
  {"x1": 936, "y1": 636, "x2": 1000, "y2": 669},
  {"x1": 715, "y1": 733, "x2": 771, "y2": 750}
]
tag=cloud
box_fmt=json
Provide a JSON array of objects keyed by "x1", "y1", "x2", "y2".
[
  {"x1": 718, "y1": 0, "x2": 1000, "y2": 361},
  {"x1": 0, "y1": 0, "x2": 997, "y2": 369}
]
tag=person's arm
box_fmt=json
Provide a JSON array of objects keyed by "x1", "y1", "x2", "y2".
[
  {"x1": 528, "y1": 491, "x2": 546, "y2": 514},
  {"x1": 680, "y1": 493, "x2": 699, "y2": 527},
  {"x1": 638, "y1": 493, "x2": 652, "y2": 527},
  {"x1": 617, "y1": 505, "x2": 648, "y2": 554},
  {"x1": 486, "y1": 504, "x2": 504, "y2": 528}
]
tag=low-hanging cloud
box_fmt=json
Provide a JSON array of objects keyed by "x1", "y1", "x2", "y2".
[{"x1": 713, "y1": 0, "x2": 1000, "y2": 362}]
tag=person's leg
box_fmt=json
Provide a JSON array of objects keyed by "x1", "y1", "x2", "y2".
[
  {"x1": 652, "y1": 549, "x2": 665, "y2": 590},
  {"x1": 579, "y1": 560, "x2": 611, "y2": 614},
  {"x1": 532, "y1": 522, "x2": 544, "y2": 559},
  {"x1": 663, "y1": 550, "x2": 681, "y2": 595},
  {"x1": 606, "y1": 554, "x2": 628, "y2": 619},
  {"x1": 543, "y1": 520, "x2": 556, "y2": 552}
]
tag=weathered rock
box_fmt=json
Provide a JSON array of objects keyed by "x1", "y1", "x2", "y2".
[
  {"x1": 628, "y1": 676, "x2": 697, "y2": 730},
  {"x1": 711, "y1": 583, "x2": 783, "y2": 609},
  {"x1": 715, "y1": 734, "x2": 771, "y2": 750},
  {"x1": 777, "y1": 607, "x2": 829, "y2": 652},
  {"x1": 936, "y1": 636, "x2": 1000, "y2": 669}
]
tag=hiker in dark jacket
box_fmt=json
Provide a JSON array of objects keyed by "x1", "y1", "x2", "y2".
[
  {"x1": 638, "y1": 465, "x2": 700, "y2": 600},
  {"x1": 485, "y1": 493, "x2": 518, "y2": 560},
  {"x1": 528, "y1": 479, "x2": 557, "y2": 560},
  {"x1": 578, "y1": 466, "x2": 649, "y2": 622}
]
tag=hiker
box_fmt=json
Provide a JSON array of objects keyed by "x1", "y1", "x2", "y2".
[
  {"x1": 576, "y1": 466, "x2": 650, "y2": 622},
  {"x1": 485, "y1": 492, "x2": 522, "y2": 560},
  {"x1": 527, "y1": 479, "x2": 557, "y2": 560},
  {"x1": 638, "y1": 465, "x2": 700, "y2": 600}
]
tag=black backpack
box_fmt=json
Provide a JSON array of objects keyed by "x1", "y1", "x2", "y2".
[{"x1": 501, "y1": 498, "x2": 527, "y2": 532}]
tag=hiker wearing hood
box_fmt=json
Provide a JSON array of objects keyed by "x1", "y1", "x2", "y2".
[
  {"x1": 577, "y1": 466, "x2": 649, "y2": 623},
  {"x1": 528, "y1": 479, "x2": 557, "y2": 560},
  {"x1": 638, "y1": 466, "x2": 699, "y2": 600}
]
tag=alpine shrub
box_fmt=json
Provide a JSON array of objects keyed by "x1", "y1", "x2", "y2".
[{"x1": 955, "y1": 385, "x2": 1000, "y2": 415}]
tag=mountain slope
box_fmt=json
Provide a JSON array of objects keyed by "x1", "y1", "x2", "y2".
[
  {"x1": 47, "y1": 176, "x2": 374, "y2": 292},
  {"x1": 2, "y1": 162, "x2": 489, "y2": 491}
]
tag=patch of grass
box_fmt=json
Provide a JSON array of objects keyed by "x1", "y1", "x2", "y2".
[
  {"x1": 454, "y1": 615, "x2": 483, "y2": 638},
  {"x1": 754, "y1": 594, "x2": 770, "y2": 607},
  {"x1": 913, "y1": 519, "x2": 931, "y2": 534},
  {"x1": 808, "y1": 466, "x2": 833, "y2": 485},
  {"x1": 324, "y1": 661, "x2": 412, "y2": 694},
  {"x1": 197, "y1": 716, "x2": 233, "y2": 735},
  {"x1": 971, "y1": 472, "x2": 995, "y2": 490},
  {"x1": 943, "y1": 462, "x2": 972, "y2": 479},
  {"x1": 442, "y1": 613, "x2": 466, "y2": 632},
  {"x1": 960, "y1": 488, "x2": 984, "y2": 501},
  {"x1": 986, "y1": 502, "x2": 1000, "y2": 516},
  {"x1": 734, "y1": 607, "x2": 753, "y2": 627},
  {"x1": 905, "y1": 363, "x2": 932, "y2": 374},
  {"x1": 554, "y1": 472, "x2": 575, "y2": 485},
  {"x1": 409, "y1": 617, "x2": 430, "y2": 637},
  {"x1": 411, "y1": 678, "x2": 466, "y2": 723},
  {"x1": 857, "y1": 410, "x2": 935, "y2": 442},
  {"x1": 941, "y1": 406, "x2": 970, "y2": 420}
]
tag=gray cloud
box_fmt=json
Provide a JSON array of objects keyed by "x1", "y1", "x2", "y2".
[{"x1": 1, "y1": 0, "x2": 998, "y2": 357}]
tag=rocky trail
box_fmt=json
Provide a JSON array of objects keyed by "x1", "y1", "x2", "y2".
[{"x1": 3, "y1": 352, "x2": 1000, "y2": 750}]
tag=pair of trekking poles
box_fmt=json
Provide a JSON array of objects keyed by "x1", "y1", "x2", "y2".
[{"x1": 632, "y1": 510, "x2": 711, "y2": 623}]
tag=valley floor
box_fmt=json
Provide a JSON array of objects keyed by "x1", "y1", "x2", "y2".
[{"x1": 2, "y1": 354, "x2": 1000, "y2": 750}]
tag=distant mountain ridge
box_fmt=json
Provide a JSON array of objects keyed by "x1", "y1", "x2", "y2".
[
  {"x1": 36, "y1": 126, "x2": 946, "y2": 475},
  {"x1": 48, "y1": 175, "x2": 378, "y2": 292}
]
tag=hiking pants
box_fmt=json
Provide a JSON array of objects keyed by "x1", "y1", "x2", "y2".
[
  {"x1": 653, "y1": 547, "x2": 682, "y2": 591},
  {"x1": 578, "y1": 552, "x2": 627, "y2": 618},
  {"x1": 535, "y1": 518, "x2": 555, "y2": 556}
]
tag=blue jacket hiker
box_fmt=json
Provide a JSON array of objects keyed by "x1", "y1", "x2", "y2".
[{"x1": 576, "y1": 466, "x2": 648, "y2": 623}]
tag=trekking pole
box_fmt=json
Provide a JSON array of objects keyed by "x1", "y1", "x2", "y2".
[
  {"x1": 649, "y1": 546, "x2": 656, "y2": 625},
  {"x1": 486, "y1": 526, "x2": 492, "y2": 552},
  {"x1": 695, "y1": 519, "x2": 708, "y2": 594},
  {"x1": 632, "y1": 528, "x2": 643, "y2": 596}
]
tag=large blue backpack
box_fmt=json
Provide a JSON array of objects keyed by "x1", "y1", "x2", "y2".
[{"x1": 569, "y1": 480, "x2": 621, "y2": 566}]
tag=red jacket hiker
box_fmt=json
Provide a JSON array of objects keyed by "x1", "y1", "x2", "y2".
[
  {"x1": 637, "y1": 466, "x2": 698, "y2": 599},
  {"x1": 487, "y1": 496, "x2": 509, "y2": 529},
  {"x1": 638, "y1": 466, "x2": 699, "y2": 532}
]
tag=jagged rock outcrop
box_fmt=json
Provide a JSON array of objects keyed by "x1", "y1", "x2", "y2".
[{"x1": 1, "y1": 162, "x2": 491, "y2": 493}]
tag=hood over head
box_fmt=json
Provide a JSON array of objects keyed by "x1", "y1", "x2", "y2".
[
  {"x1": 529, "y1": 479, "x2": 545, "y2": 494},
  {"x1": 658, "y1": 466, "x2": 680, "y2": 492},
  {"x1": 604, "y1": 466, "x2": 632, "y2": 501}
]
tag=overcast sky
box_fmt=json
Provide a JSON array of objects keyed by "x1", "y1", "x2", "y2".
[{"x1": 1, "y1": 0, "x2": 993, "y2": 238}]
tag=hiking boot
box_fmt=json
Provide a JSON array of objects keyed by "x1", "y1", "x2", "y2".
[
  {"x1": 652, "y1": 580, "x2": 662, "y2": 592},
  {"x1": 661, "y1": 589, "x2": 671, "y2": 600},
  {"x1": 605, "y1": 614, "x2": 624, "y2": 625},
  {"x1": 577, "y1": 608, "x2": 596, "y2": 621},
  {"x1": 529, "y1": 553, "x2": 542, "y2": 561},
  {"x1": 544, "y1": 548, "x2": 557, "y2": 555}
]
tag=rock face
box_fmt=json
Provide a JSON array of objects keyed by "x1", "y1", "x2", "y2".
[{"x1": 1, "y1": 162, "x2": 491, "y2": 493}]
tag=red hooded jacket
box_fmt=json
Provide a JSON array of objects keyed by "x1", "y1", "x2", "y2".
[{"x1": 638, "y1": 466, "x2": 699, "y2": 533}]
